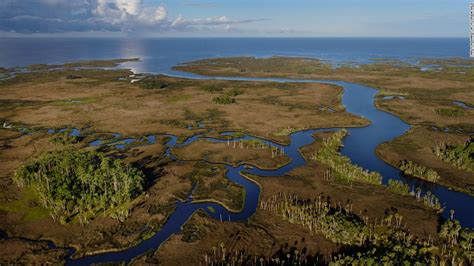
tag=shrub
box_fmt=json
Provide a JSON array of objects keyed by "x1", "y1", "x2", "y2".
[
  {"x1": 202, "y1": 85, "x2": 223, "y2": 93},
  {"x1": 212, "y1": 95, "x2": 236, "y2": 105},
  {"x1": 435, "y1": 107, "x2": 464, "y2": 117},
  {"x1": 388, "y1": 179, "x2": 410, "y2": 195},
  {"x1": 140, "y1": 79, "x2": 168, "y2": 89},
  {"x1": 48, "y1": 129, "x2": 80, "y2": 145},
  {"x1": 226, "y1": 88, "x2": 243, "y2": 96}
]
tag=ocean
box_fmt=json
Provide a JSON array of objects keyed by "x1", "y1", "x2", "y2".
[{"x1": 0, "y1": 37, "x2": 469, "y2": 72}]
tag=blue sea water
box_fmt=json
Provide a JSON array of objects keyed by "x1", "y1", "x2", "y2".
[{"x1": 0, "y1": 37, "x2": 470, "y2": 72}]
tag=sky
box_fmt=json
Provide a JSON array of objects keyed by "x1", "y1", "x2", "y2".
[{"x1": 0, "y1": 0, "x2": 472, "y2": 37}]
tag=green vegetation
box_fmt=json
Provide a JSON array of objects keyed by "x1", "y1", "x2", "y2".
[
  {"x1": 399, "y1": 160, "x2": 441, "y2": 183},
  {"x1": 312, "y1": 130, "x2": 382, "y2": 185},
  {"x1": 140, "y1": 79, "x2": 169, "y2": 89},
  {"x1": 183, "y1": 164, "x2": 220, "y2": 184},
  {"x1": 273, "y1": 126, "x2": 308, "y2": 137},
  {"x1": 181, "y1": 222, "x2": 206, "y2": 243},
  {"x1": 0, "y1": 187, "x2": 49, "y2": 222},
  {"x1": 212, "y1": 95, "x2": 236, "y2": 105},
  {"x1": 435, "y1": 107, "x2": 465, "y2": 117},
  {"x1": 387, "y1": 179, "x2": 410, "y2": 195},
  {"x1": 224, "y1": 138, "x2": 285, "y2": 158},
  {"x1": 332, "y1": 218, "x2": 473, "y2": 265},
  {"x1": 225, "y1": 88, "x2": 243, "y2": 97},
  {"x1": 413, "y1": 188, "x2": 443, "y2": 211},
  {"x1": 261, "y1": 192, "x2": 367, "y2": 245},
  {"x1": 26, "y1": 59, "x2": 139, "y2": 71},
  {"x1": 63, "y1": 58, "x2": 139, "y2": 68},
  {"x1": 312, "y1": 131, "x2": 441, "y2": 211},
  {"x1": 13, "y1": 149, "x2": 144, "y2": 224},
  {"x1": 169, "y1": 94, "x2": 192, "y2": 103},
  {"x1": 387, "y1": 180, "x2": 441, "y2": 211},
  {"x1": 201, "y1": 85, "x2": 223, "y2": 93},
  {"x1": 178, "y1": 56, "x2": 333, "y2": 76},
  {"x1": 221, "y1": 132, "x2": 245, "y2": 140},
  {"x1": 433, "y1": 139, "x2": 473, "y2": 172},
  {"x1": 205, "y1": 87, "x2": 242, "y2": 104},
  {"x1": 202, "y1": 192, "x2": 472, "y2": 265},
  {"x1": 48, "y1": 129, "x2": 80, "y2": 145}
]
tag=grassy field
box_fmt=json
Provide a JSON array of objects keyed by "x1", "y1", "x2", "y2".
[
  {"x1": 0, "y1": 67, "x2": 366, "y2": 144},
  {"x1": 172, "y1": 139, "x2": 291, "y2": 169}
]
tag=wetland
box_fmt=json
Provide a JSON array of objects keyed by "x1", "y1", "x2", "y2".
[{"x1": 0, "y1": 56, "x2": 473, "y2": 265}]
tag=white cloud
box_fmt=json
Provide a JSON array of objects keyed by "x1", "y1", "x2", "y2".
[
  {"x1": 0, "y1": 0, "x2": 266, "y2": 35},
  {"x1": 171, "y1": 15, "x2": 268, "y2": 29},
  {"x1": 171, "y1": 15, "x2": 185, "y2": 28},
  {"x1": 94, "y1": 0, "x2": 149, "y2": 24},
  {"x1": 136, "y1": 5, "x2": 167, "y2": 25}
]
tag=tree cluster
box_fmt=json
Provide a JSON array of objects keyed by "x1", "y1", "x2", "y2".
[
  {"x1": 13, "y1": 149, "x2": 144, "y2": 224},
  {"x1": 312, "y1": 129, "x2": 382, "y2": 185},
  {"x1": 399, "y1": 160, "x2": 440, "y2": 183},
  {"x1": 433, "y1": 139, "x2": 473, "y2": 172},
  {"x1": 201, "y1": 192, "x2": 472, "y2": 265},
  {"x1": 387, "y1": 179, "x2": 410, "y2": 195}
]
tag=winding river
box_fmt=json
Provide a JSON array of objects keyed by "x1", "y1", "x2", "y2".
[{"x1": 54, "y1": 73, "x2": 474, "y2": 265}]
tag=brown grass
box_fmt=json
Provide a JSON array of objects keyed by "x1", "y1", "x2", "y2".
[
  {"x1": 172, "y1": 139, "x2": 291, "y2": 169},
  {"x1": 376, "y1": 126, "x2": 474, "y2": 195}
]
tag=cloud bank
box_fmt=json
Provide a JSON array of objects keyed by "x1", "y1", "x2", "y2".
[{"x1": 0, "y1": 0, "x2": 264, "y2": 34}]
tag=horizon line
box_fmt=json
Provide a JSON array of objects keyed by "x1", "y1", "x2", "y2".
[{"x1": 0, "y1": 36, "x2": 469, "y2": 39}]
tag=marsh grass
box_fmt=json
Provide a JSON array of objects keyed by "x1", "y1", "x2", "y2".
[
  {"x1": 0, "y1": 187, "x2": 48, "y2": 222},
  {"x1": 201, "y1": 85, "x2": 223, "y2": 93},
  {"x1": 212, "y1": 95, "x2": 236, "y2": 105},
  {"x1": 435, "y1": 107, "x2": 465, "y2": 117},
  {"x1": 169, "y1": 94, "x2": 192, "y2": 103}
]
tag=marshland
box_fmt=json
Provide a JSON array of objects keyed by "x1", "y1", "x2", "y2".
[{"x1": 0, "y1": 55, "x2": 472, "y2": 265}]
